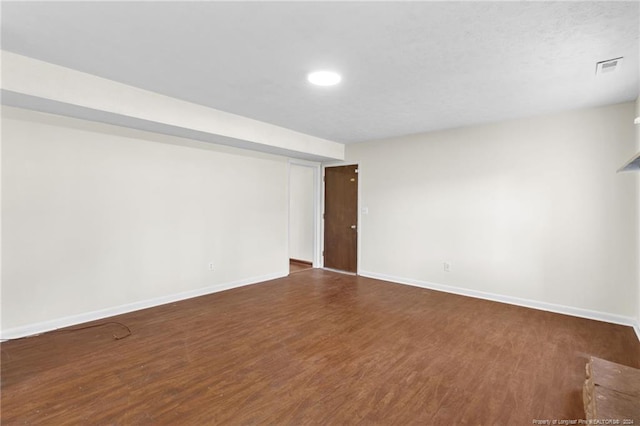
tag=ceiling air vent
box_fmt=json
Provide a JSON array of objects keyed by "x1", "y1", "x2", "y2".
[
  {"x1": 618, "y1": 153, "x2": 640, "y2": 172},
  {"x1": 595, "y1": 57, "x2": 623, "y2": 75}
]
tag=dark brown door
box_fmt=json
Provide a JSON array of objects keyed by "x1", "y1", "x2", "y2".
[{"x1": 324, "y1": 165, "x2": 358, "y2": 273}]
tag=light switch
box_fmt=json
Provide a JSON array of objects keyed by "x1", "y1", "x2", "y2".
[{"x1": 361, "y1": 207, "x2": 369, "y2": 215}]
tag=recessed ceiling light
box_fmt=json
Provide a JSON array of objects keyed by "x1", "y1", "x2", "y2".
[{"x1": 307, "y1": 70, "x2": 342, "y2": 86}]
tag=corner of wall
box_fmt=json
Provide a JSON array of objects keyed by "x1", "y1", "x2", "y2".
[{"x1": 636, "y1": 95, "x2": 640, "y2": 337}]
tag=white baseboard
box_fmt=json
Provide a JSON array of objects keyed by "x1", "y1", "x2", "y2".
[
  {"x1": 1, "y1": 272, "x2": 286, "y2": 340},
  {"x1": 359, "y1": 270, "x2": 638, "y2": 332},
  {"x1": 5, "y1": 270, "x2": 639, "y2": 345}
]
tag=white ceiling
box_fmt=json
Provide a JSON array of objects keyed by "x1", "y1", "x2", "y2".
[{"x1": 1, "y1": 1, "x2": 638, "y2": 144}]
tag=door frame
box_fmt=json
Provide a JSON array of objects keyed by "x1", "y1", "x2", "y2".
[
  {"x1": 321, "y1": 162, "x2": 361, "y2": 274},
  {"x1": 288, "y1": 159, "x2": 323, "y2": 268}
]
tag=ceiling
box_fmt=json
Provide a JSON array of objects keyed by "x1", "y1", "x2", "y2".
[{"x1": 2, "y1": 1, "x2": 638, "y2": 144}]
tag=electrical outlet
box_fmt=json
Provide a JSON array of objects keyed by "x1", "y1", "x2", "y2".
[
  {"x1": 443, "y1": 262, "x2": 451, "y2": 272},
  {"x1": 208, "y1": 263, "x2": 214, "y2": 271}
]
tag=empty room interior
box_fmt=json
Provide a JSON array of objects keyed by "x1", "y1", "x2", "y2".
[{"x1": 2, "y1": 1, "x2": 640, "y2": 424}]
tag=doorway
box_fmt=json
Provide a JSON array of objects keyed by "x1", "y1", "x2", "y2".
[
  {"x1": 323, "y1": 164, "x2": 358, "y2": 273},
  {"x1": 288, "y1": 161, "x2": 321, "y2": 274}
]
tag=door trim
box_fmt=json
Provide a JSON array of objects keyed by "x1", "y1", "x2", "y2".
[
  {"x1": 322, "y1": 162, "x2": 361, "y2": 274},
  {"x1": 288, "y1": 159, "x2": 322, "y2": 268}
]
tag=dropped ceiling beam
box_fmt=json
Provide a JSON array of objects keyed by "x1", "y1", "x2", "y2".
[{"x1": 0, "y1": 51, "x2": 345, "y2": 162}]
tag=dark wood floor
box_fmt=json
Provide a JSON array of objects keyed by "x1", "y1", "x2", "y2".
[
  {"x1": 2, "y1": 269, "x2": 639, "y2": 424},
  {"x1": 289, "y1": 259, "x2": 313, "y2": 274}
]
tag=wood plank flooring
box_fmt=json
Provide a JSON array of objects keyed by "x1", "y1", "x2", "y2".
[
  {"x1": 2, "y1": 269, "x2": 639, "y2": 424},
  {"x1": 289, "y1": 259, "x2": 313, "y2": 274}
]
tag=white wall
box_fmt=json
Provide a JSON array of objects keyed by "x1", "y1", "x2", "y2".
[
  {"x1": 1, "y1": 107, "x2": 289, "y2": 336},
  {"x1": 347, "y1": 102, "x2": 638, "y2": 321},
  {"x1": 289, "y1": 164, "x2": 315, "y2": 262},
  {"x1": 636, "y1": 96, "x2": 640, "y2": 332}
]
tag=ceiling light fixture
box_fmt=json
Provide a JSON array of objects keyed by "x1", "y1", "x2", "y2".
[{"x1": 307, "y1": 70, "x2": 342, "y2": 86}]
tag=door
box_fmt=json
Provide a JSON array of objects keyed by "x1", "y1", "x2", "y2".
[{"x1": 324, "y1": 165, "x2": 358, "y2": 273}]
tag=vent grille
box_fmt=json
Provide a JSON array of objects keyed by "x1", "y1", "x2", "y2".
[{"x1": 596, "y1": 57, "x2": 623, "y2": 75}]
